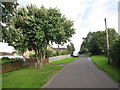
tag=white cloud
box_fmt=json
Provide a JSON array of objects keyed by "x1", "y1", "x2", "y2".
[
  {"x1": 18, "y1": 0, "x2": 119, "y2": 51},
  {"x1": 77, "y1": 0, "x2": 119, "y2": 50}
]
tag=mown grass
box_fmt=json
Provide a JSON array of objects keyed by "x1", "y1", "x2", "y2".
[
  {"x1": 2, "y1": 65, "x2": 63, "y2": 88},
  {"x1": 91, "y1": 55, "x2": 120, "y2": 83},
  {"x1": 50, "y1": 57, "x2": 77, "y2": 65},
  {"x1": 2, "y1": 57, "x2": 77, "y2": 88}
]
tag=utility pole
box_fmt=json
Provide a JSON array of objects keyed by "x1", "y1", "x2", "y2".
[
  {"x1": 0, "y1": 1, "x2": 2, "y2": 42},
  {"x1": 104, "y1": 18, "x2": 110, "y2": 65},
  {"x1": 118, "y1": 1, "x2": 120, "y2": 35}
]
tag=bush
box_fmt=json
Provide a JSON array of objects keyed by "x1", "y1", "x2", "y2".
[
  {"x1": 1, "y1": 57, "x2": 11, "y2": 60},
  {"x1": 45, "y1": 50, "x2": 54, "y2": 58},
  {"x1": 1, "y1": 57, "x2": 24, "y2": 64},
  {"x1": 1, "y1": 57, "x2": 12, "y2": 64},
  {"x1": 13, "y1": 58, "x2": 24, "y2": 62},
  {"x1": 110, "y1": 36, "x2": 120, "y2": 66},
  {"x1": 53, "y1": 52, "x2": 57, "y2": 56},
  {"x1": 29, "y1": 54, "x2": 37, "y2": 59},
  {"x1": 61, "y1": 51, "x2": 69, "y2": 55}
]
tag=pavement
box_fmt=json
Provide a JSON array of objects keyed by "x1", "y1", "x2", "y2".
[{"x1": 45, "y1": 55, "x2": 119, "y2": 88}]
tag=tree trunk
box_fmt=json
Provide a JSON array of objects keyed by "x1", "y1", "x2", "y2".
[
  {"x1": 35, "y1": 46, "x2": 40, "y2": 67},
  {"x1": 40, "y1": 44, "x2": 47, "y2": 68},
  {"x1": 35, "y1": 51, "x2": 39, "y2": 67},
  {"x1": 40, "y1": 51, "x2": 43, "y2": 68}
]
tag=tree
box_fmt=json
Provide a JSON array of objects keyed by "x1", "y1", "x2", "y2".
[
  {"x1": 70, "y1": 43, "x2": 75, "y2": 52},
  {"x1": 80, "y1": 40, "x2": 89, "y2": 53},
  {"x1": 80, "y1": 32, "x2": 102, "y2": 55},
  {"x1": 1, "y1": 1, "x2": 19, "y2": 42},
  {"x1": 110, "y1": 36, "x2": 120, "y2": 66},
  {"x1": 2, "y1": 1, "x2": 18, "y2": 24},
  {"x1": 108, "y1": 28, "x2": 119, "y2": 49},
  {"x1": 80, "y1": 28, "x2": 118, "y2": 55},
  {"x1": 67, "y1": 42, "x2": 75, "y2": 53},
  {"x1": 5, "y1": 5, "x2": 75, "y2": 67},
  {"x1": 67, "y1": 44, "x2": 71, "y2": 53}
]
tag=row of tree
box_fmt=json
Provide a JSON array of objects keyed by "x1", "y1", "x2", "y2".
[
  {"x1": 80, "y1": 28, "x2": 120, "y2": 66},
  {"x1": 2, "y1": 2, "x2": 75, "y2": 67},
  {"x1": 67, "y1": 42, "x2": 75, "y2": 54}
]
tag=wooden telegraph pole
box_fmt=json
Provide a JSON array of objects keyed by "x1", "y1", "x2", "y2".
[{"x1": 104, "y1": 18, "x2": 110, "y2": 65}]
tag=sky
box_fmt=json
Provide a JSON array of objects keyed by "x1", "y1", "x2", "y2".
[{"x1": 18, "y1": 0, "x2": 119, "y2": 52}]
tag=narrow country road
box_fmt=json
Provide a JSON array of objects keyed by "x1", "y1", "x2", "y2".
[{"x1": 45, "y1": 55, "x2": 119, "y2": 88}]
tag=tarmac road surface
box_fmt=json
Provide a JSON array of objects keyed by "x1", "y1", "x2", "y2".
[{"x1": 45, "y1": 55, "x2": 119, "y2": 88}]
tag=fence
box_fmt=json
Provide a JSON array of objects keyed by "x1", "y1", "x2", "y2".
[
  {"x1": 25, "y1": 58, "x2": 49, "y2": 67},
  {"x1": 2, "y1": 61, "x2": 23, "y2": 74},
  {"x1": 1, "y1": 58, "x2": 49, "y2": 74},
  {"x1": 1, "y1": 54, "x2": 70, "y2": 74}
]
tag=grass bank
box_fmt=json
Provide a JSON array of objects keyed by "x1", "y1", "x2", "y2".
[
  {"x1": 2, "y1": 57, "x2": 77, "y2": 88},
  {"x1": 91, "y1": 55, "x2": 120, "y2": 83}
]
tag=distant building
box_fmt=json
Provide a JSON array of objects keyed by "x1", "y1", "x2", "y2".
[
  {"x1": 23, "y1": 50, "x2": 35, "y2": 58},
  {"x1": 0, "y1": 42, "x2": 16, "y2": 56},
  {"x1": 47, "y1": 45, "x2": 68, "y2": 52}
]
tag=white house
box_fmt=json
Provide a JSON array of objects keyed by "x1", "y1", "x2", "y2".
[
  {"x1": 0, "y1": 42, "x2": 25, "y2": 61},
  {"x1": 0, "y1": 42, "x2": 16, "y2": 56}
]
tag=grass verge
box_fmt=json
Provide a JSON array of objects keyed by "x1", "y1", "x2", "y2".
[
  {"x1": 2, "y1": 57, "x2": 77, "y2": 88},
  {"x1": 50, "y1": 57, "x2": 77, "y2": 65},
  {"x1": 91, "y1": 55, "x2": 120, "y2": 83}
]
